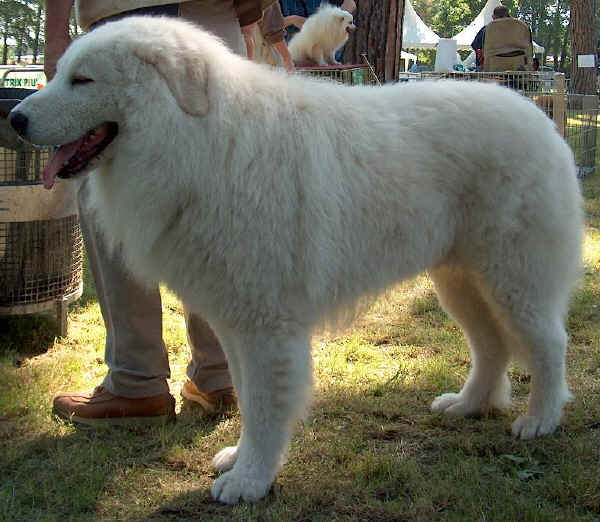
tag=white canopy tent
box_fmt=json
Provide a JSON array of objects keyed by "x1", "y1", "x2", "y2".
[
  {"x1": 402, "y1": 0, "x2": 440, "y2": 49},
  {"x1": 452, "y1": 0, "x2": 545, "y2": 53}
]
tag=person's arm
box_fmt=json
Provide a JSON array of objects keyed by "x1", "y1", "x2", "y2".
[
  {"x1": 284, "y1": 14, "x2": 305, "y2": 29},
  {"x1": 341, "y1": 0, "x2": 356, "y2": 13},
  {"x1": 260, "y1": 4, "x2": 294, "y2": 71},
  {"x1": 471, "y1": 26, "x2": 485, "y2": 52},
  {"x1": 241, "y1": 23, "x2": 257, "y2": 59},
  {"x1": 44, "y1": 0, "x2": 73, "y2": 80},
  {"x1": 233, "y1": 0, "x2": 263, "y2": 28},
  {"x1": 273, "y1": 40, "x2": 295, "y2": 72}
]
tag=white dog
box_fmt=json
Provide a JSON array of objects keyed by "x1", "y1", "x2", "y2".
[
  {"x1": 10, "y1": 17, "x2": 582, "y2": 504},
  {"x1": 288, "y1": 5, "x2": 355, "y2": 65}
]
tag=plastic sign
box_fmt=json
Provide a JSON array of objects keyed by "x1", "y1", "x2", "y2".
[
  {"x1": 0, "y1": 68, "x2": 46, "y2": 89},
  {"x1": 577, "y1": 54, "x2": 596, "y2": 68}
]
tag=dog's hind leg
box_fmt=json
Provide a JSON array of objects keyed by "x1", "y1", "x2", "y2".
[
  {"x1": 430, "y1": 266, "x2": 512, "y2": 417},
  {"x1": 507, "y1": 315, "x2": 570, "y2": 439},
  {"x1": 483, "y1": 241, "x2": 574, "y2": 439},
  {"x1": 211, "y1": 326, "x2": 313, "y2": 504}
]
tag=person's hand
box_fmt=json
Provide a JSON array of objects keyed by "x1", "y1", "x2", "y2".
[
  {"x1": 341, "y1": 0, "x2": 357, "y2": 13},
  {"x1": 44, "y1": 34, "x2": 71, "y2": 81},
  {"x1": 284, "y1": 15, "x2": 305, "y2": 30},
  {"x1": 273, "y1": 41, "x2": 295, "y2": 73},
  {"x1": 282, "y1": 56, "x2": 295, "y2": 73}
]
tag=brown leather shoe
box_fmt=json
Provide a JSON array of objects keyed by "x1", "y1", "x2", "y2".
[
  {"x1": 53, "y1": 386, "x2": 176, "y2": 427},
  {"x1": 181, "y1": 380, "x2": 236, "y2": 414}
]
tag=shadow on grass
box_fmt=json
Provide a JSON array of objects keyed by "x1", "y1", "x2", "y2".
[
  {"x1": 0, "y1": 314, "x2": 58, "y2": 357},
  {"x1": 2, "y1": 352, "x2": 599, "y2": 521},
  {"x1": 3, "y1": 235, "x2": 600, "y2": 519},
  {"x1": 0, "y1": 409, "x2": 233, "y2": 521},
  {"x1": 0, "y1": 254, "x2": 97, "y2": 358}
]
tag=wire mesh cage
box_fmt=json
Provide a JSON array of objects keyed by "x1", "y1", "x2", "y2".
[
  {"x1": 565, "y1": 94, "x2": 599, "y2": 178},
  {"x1": 414, "y1": 70, "x2": 556, "y2": 93},
  {"x1": 0, "y1": 88, "x2": 83, "y2": 335},
  {"x1": 297, "y1": 62, "x2": 379, "y2": 86}
]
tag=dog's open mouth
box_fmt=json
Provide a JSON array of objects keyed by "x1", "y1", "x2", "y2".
[{"x1": 43, "y1": 122, "x2": 118, "y2": 189}]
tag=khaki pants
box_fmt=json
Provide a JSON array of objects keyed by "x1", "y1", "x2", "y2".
[{"x1": 81, "y1": 1, "x2": 245, "y2": 397}]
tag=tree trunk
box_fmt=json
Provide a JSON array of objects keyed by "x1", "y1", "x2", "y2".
[
  {"x1": 2, "y1": 23, "x2": 8, "y2": 65},
  {"x1": 559, "y1": 18, "x2": 569, "y2": 71},
  {"x1": 16, "y1": 33, "x2": 23, "y2": 62},
  {"x1": 342, "y1": 0, "x2": 405, "y2": 83},
  {"x1": 569, "y1": 0, "x2": 596, "y2": 94},
  {"x1": 549, "y1": 3, "x2": 563, "y2": 69},
  {"x1": 32, "y1": 3, "x2": 43, "y2": 64}
]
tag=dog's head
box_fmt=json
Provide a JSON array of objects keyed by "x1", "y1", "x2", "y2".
[
  {"x1": 8, "y1": 16, "x2": 230, "y2": 189},
  {"x1": 341, "y1": 10, "x2": 356, "y2": 36},
  {"x1": 325, "y1": 6, "x2": 356, "y2": 41}
]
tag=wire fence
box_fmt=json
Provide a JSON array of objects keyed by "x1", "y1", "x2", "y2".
[
  {"x1": 0, "y1": 89, "x2": 83, "y2": 334},
  {"x1": 297, "y1": 63, "x2": 379, "y2": 86},
  {"x1": 566, "y1": 94, "x2": 599, "y2": 178}
]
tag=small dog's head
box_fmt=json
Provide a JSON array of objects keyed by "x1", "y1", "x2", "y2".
[
  {"x1": 340, "y1": 10, "x2": 356, "y2": 35},
  {"x1": 328, "y1": 7, "x2": 356, "y2": 42}
]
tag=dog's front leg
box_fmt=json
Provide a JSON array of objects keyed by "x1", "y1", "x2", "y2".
[
  {"x1": 311, "y1": 45, "x2": 327, "y2": 66},
  {"x1": 211, "y1": 327, "x2": 313, "y2": 504},
  {"x1": 328, "y1": 52, "x2": 340, "y2": 65}
]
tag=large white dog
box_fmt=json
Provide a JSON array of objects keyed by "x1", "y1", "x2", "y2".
[{"x1": 11, "y1": 17, "x2": 582, "y2": 504}]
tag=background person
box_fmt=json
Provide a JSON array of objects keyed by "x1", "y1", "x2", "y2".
[
  {"x1": 250, "y1": 2, "x2": 295, "y2": 71},
  {"x1": 45, "y1": 0, "x2": 275, "y2": 427},
  {"x1": 471, "y1": 5, "x2": 510, "y2": 70}
]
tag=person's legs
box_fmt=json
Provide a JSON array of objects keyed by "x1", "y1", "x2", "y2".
[
  {"x1": 53, "y1": 181, "x2": 175, "y2": 425},
  {"x1": 79, "y1": 182, "x2": 170, "y2": 398},
  {"x1": 182, "y1": 309, "x2": 235, "y2": 411},
  {"x1": 179, "y1": 0, "x2": 243, "y2": 406},
  {"x1": 54, "y1": 2, "x2": 246, "y2": 424}
]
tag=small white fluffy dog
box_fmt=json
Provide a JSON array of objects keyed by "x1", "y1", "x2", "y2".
[
  {"x1": 10, "y1": 17, "x2": 582, "y2": 504},
  {"x1": 288, "y1": 5, "x2": 356, "y2": 65}
]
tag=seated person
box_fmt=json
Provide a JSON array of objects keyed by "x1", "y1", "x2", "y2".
[
  {"x1": 472, "y1": 5, "x2": 533, "y2": 72},
  {"x1": 471, "y1": 5, "x2": 509, "y2": 70}
]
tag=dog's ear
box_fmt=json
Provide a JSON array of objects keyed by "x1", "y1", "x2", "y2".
[{"x1": 134, "y1": 40, "x2": 209, "y2": 117}]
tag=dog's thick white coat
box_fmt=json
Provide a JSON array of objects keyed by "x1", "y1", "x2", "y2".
[
  {"x1": 15, "y1": 17, "x2": 583, "y2": 504},
  {"x1": 288, "y1": 5, "x2": 354, "y2": 65}
]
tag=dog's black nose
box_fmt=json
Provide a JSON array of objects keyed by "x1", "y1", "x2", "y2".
[{"x1": 9, "y1": 110, "x2": 28, "y2": 137}]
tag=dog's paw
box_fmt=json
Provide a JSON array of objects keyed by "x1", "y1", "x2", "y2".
[
  {"x1": 431, "y1": 392, "x2": 484, "y2": 417},
  {"x1": 211, "y1": 469, "x2": 272, "y2": 504},
  {"x1": 212, "y1": 446, "x2": 238, "y2": 473},
  {"x1": 511, "y1": 415, "x2": 559, "y2": 440}
]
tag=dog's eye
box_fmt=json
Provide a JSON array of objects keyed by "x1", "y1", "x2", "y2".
[{"x1": 71, "y1": 77, "x2": 93, "y2": 86}]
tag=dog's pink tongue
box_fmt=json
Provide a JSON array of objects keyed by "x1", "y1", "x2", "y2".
[{"x1": 42, "y1": 138, "x2": 84, "y2": 189}]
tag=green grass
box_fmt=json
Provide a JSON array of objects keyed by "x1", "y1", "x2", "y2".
[{"x1": 2, "y1": 175, "x2": 600, "y2": 521}]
